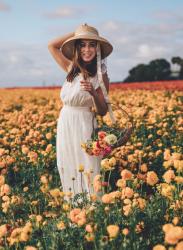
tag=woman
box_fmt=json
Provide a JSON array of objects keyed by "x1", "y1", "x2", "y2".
[{"x1": 48, "y1": 23, "x2": 113, "y2": 196}]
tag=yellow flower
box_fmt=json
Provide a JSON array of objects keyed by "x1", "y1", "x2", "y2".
[
  {"x1": 101, "y1": 159, "x2": 113, "y2": 171},
  {"x1": 163, "y1": 159, "x2": 174, "y2": 169},
  {"x1": 109, "y1": 157, "x2": 116, "y2": 167},
  {"x1": 174, "y1": 160, "x2": 183, "y2": 172},
  {"x1": 57, "y1": 221, "x2": 66, "y2": 230},
  {"x1": 159, "y1": 183, "x2": 175, "y2": 199},
  {"x1": 49, "y1": 188, "x2": 60, "y2": 198},
  {"x1": 107, "y1": 225, "x2": 119, "y2": 238},
  {"x1": 78, "y1": 164, "x2": 84, "y2": 172},
  {"x1": 62, "y1": 203, "x2": 70, "y2": 211},
  {"x1": 116, "y1": 179, "x2": 126, "y2": 188}
]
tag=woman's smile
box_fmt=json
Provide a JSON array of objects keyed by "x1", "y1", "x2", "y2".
[{"x1": 80, "y1": 39, "x2": 97, "y2": 62}]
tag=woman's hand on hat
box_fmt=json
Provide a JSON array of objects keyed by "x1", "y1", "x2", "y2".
[{"x1": 80, "y1": 80, "x2": 95, "y2": 96}]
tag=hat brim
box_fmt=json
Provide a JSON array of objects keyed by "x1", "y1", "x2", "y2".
[{"x1": 61, "y1": 35, "x2": 113, "y2": 60}]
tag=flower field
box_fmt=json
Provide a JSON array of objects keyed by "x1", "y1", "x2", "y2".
[{"x1": 0, "y1": 82, "x2": 182, "y2": 250}]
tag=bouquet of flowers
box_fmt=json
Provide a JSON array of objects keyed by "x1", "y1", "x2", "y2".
[
  {"x1": 81, "y1": 104, "x2": 134, "y2": 157},
  {"x1": 81, "y1": 124, "x2": 127, "y2": 157}
]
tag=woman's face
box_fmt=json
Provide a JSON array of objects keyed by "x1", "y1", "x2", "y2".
[{"x1": 79, "y1": 39, "x2": 97, "y2": 63}]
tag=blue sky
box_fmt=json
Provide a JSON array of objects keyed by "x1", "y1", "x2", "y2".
[{"x1": 0, "y1": 0, "x2": 183, "y2": 87}]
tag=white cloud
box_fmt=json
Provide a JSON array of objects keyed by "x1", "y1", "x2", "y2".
[
  {"x1": 44, "y1": 6, "x2": 85, "y2": 19},
  {"x1": 0, "y1": 43, "x2": 66, "y2": 87},
  {"x1": 135, "y1": 44, "x2": 167, "y2": 59}
]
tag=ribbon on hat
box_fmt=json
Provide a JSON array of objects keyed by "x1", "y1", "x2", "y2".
[{"x1": 95, "y1": 42, "x2": 116, "y2": 124}]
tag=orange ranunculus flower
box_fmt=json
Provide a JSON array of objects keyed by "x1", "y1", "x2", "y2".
[
  {"x1": 121, "y1": 187, "x2": 134, "y2": 199},
  {"x1": 165, "y1": 226, "x2": 183, "y2": 244},
  {"x1": 46, "y1": 132, "x2": 52, "y2": 140},
  {"x1": 146, "y1": 171, "x2": 159, "y2": 186},
  {"x1": 21, "y1": 145, "x2": 29, "y2": 155},
  {"x1": 40, "y1": 175, "x2": 48, "y2": 184},
  {"x1": 93, "y1": 174, "x2": 102, "y2": 193},
  {"x1": 0, "y1": 175, "x2": 5, "y2": 186},
  {"x1": 25, "y1": 246, "x2": 37, "y2": 250},
  {"x1": 123, "y1": 204, "x2": 132, "y2": 216},
  {"x1": 0, "y1": 184, "x2": 11, "y2": 196},
  {"x1": 175, "y1": 241, "x2": 183, "y2": 250},
  {"x1": 171, "y1": 152, "x2": 182, "y2": 160},
  {"x1": 0, "y1": 224, "x2": 8, "y2": 237},
  {"x1": 107, "y1": 225, "x2": 119, "y2": 238},
  {"x1": 116, "y1": 179, "x2": 126, "y2": 188},
  {"x1": 69, "y1": 208, "x2": 81, "y2": 224},
  {"x1": 122, "y1": 228, "x2": 129, "y2": 236},
  {"x1": 163, "y1": 169, "x2": 175, "y2": 183},
  {"x1": 153, "y1": 245, "x2": 166, "y2": 250},
  {"x1": 85, "y1": 224, "x2": 93, "y2": 233},
  {"x1": 174, "y1": 160, "x2": 183, "y2": 172},
  {"x1": 140, "y1": 163, "x2": 148, "y2": 172},
  {"x1": 121, "y1": 169, "x2": 133, "y2": 180},
  {"x1": 102, "y1": 194, "x2": 112, "y2": 204}
]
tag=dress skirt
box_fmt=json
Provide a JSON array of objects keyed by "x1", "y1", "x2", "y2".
[{"x1": 56, "y1": 105, "x2": 102, "y2": 195}]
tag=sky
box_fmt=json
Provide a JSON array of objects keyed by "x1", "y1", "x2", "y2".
[{"x1": 0, "y1": 0, "x2": 183, "y2": 88}]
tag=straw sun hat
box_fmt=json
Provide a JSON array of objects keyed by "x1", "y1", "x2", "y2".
[{"x1": 61, "y1": 23, "x2": 113, "y2": 60}]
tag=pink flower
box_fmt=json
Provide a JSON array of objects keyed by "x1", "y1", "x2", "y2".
[{"x1": 103, "y1": 146, "x2": 112, "y2": 156}]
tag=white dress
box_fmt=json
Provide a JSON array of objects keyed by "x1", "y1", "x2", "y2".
[{"x1": 56, "y1": 72, "x2": 103, "y2": 195}]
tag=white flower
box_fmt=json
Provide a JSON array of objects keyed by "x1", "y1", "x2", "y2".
[{"x1": 104, "y1": 134, "x2": 117, "y2": 145}]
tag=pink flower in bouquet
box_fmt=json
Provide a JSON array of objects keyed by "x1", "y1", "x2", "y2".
[
  {"x1": 103, "y1": 145, "x2": 112, "y2": 156},
  {"x1": 98, "y1": 131, "x2": 107, "y2": 140},
  {"x1": 96, "y1": 140, "x2": 102, "y2": 149}
]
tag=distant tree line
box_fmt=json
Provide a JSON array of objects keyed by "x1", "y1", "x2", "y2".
[{"x1": 123, "y1": 57, "x2": 183, "y2": 82}]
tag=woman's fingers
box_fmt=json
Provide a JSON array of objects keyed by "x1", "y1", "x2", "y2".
[{"x1": 80, "y1": 81, "x2": 92, "y2": 89}]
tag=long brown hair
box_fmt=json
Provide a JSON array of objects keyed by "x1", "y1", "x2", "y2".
[{"x1": 66, "y1": 39, "x2": 97, "y2": 82}]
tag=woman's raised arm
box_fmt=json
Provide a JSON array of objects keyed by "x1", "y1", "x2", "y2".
[{"x1": 48, "y1": 32, "x2": 74, "y2": 72}]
